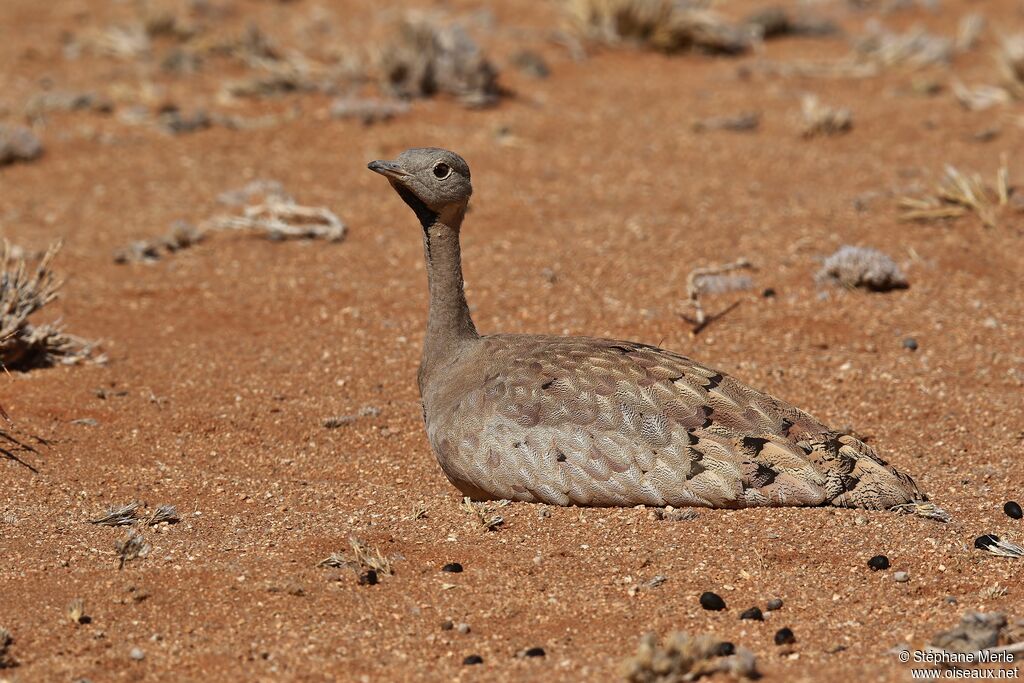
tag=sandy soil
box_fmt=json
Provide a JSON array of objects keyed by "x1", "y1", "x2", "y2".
[{"x1": 1, "y1": 0, "x2": 1023, "y2": 681}]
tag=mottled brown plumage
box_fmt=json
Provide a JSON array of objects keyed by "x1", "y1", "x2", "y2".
[{"x1": 368, "y1": 148, "x2": 924, "y2": 510}]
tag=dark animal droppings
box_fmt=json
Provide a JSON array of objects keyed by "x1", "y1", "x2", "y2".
[
  {"x1": 766, "y1": 598, "x2": 783, "y2": 611},
  {"x1": 740, "y1": 607, "x2": 764, "y2": 621},
  {"x1": 1004, "y1": 501, "x2": 1023, "y2": 520},
  {"x1": 524, "y1": 647, "x2": 545, "y2": 658},
  {"x1": 441, "y1": 620, "x2": 454, "y2": 631},
  {"x1": 975, "y1": 534, "x2": 1001, "y2": 551},
  {"x1": 358, "y1": 569, "x2": 378, "y2": 585},
  {"x1": 700, "y1": 591, "x2": 727, "y2": 611},
  {"x1": 902, "y1": 337, "x2": 918, "y2": 351},
  {"x1": 463, "y1": 655, "x2": 484, "y2": 666},
  {"x1": 774, "y1": 627, "x2": 796, "y2": 645},
  {"x1": 441, "y1": 562, "x2": 464, "y2": 573},
  {"x1": 867, "y1": 555, "x2": 890, "y2": 571},
  {"x1": 713, "y1": 642, "x2": 735, "y2": 656},
  {"x1": 762, "y1": 288, "x2": 776, "y2": 298}
]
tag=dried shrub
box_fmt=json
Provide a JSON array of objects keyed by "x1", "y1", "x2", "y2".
[
  {"x1": 621, "y1": 631, "x2": 759, "y2": 682},
  {"x1": 148, "y1": 504, "x2": 180, "y2": 525},
  {"x1": 90, "y1": 502, "x2": 142, "y2": 527},
  {"x1": 800, "y1": 95, "x2": 852, "y2": 137},
  {"x1": 816, "y1": 246, "x2": 908, "y2": 292},
  {"x1": 0, "y1": 627, "x2": 13, "y2": 668},
  {"x1": 461, "y1": 496, "x2": 507, "y2": 531},
  {"x1": 115, "y1": 529, "x2": 151, "y2": 570},
  {"x1": 330, "y1": 97, "x2": 410, "y2": 125},
  {"x1": 0, "y1": 125, "x2": 43, "y2": 166},
  {"x1": 999, "y1": 34, "x2": 1024, "y2": 98},
  {"x1": 318, "y1": 536, "x2": 394, "y2": 584},
  {"x1": 899, "y1": 159, "x2": 1013, "y2": 229},
  {"x1": 377, "y1": 15, "x2": 501, "y2": 108},
  {"x1": 114, "y1": 221, "x2": 204, "y2": 264},
  {"x1": 568, "y1": 0, "x2": 753, "y2": 55},
  {"x1": 0, "y1": 243, "x2": 96, "y2": 368}
]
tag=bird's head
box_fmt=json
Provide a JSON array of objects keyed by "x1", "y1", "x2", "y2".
[{"x1": 368, "y1": 147, "x2": 473, "y2": 229}]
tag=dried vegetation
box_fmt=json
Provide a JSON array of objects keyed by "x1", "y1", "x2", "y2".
[
  {"x1": 621, "y1": 631, "x2": 759, "y2": 682},
  {"x1": 816, "y1": 246, "x2": 908, "y2": 292},
  {"x1": 0, "y1": 243, "x2": 96, "y2": 368},
  {"x1": 899, "y1": 159, "x2": 1014, "y2": 229}
]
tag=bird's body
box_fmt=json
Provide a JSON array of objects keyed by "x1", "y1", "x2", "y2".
[{"x1": 369, "y1": 147, "x2": 925, "y2": 510}]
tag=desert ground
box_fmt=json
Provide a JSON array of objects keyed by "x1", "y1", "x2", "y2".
[{"x1": 1, "y1": 0, "x2": 1023, "y2": 681}]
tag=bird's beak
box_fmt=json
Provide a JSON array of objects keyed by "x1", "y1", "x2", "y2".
[{"x1": 367, "y1": 159, "x2": 410, "y2": 181}]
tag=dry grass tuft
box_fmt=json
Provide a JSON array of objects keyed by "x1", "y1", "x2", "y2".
[
  {"x1": 816, "y1": 246, "x2": 908, "y2": 292},
  {"x1": 681, "y1": 258, "x2": 753, "y2": 335},
  {"x1": 999, "y1": 34, "x2": 1024, "y2": 98},
  {"x1": 461, "y1": 496, "x2": 507, "y2": 531},
  {"x1": 567, "y1": 0, "x2": 753, "y2": 55},
  {"x1": 377, "y1": 15, "x2": 501, "y2": 108},
  {"x1": 148, "y1": 504, "x2": 180, "y2": 525},
  {"x1": 66, "y1": 598, "x2": 88, "y2": 625},
  {"x1": 800, "y1": 95, "x2": 852, "y2": 137},
  {"x1": 90, "y1": 502, "x2": 142, "y2": 527},
  {"x1": 0, "y1": 626, "x2": 13, "y2": 668},
  {"x1": 890, "y1": 501, "x2": 951, "y2": 523},
  {"x1": 899, "y1": 158, "x2": 1012, "y2": 229},
  {"x1": 115, "y1": 529, "x2": 151, "y2": 570},
  {"x1": 0, "y1": 125, "x2": 43, "y2": 166},
  {"x1": 981, "y1": 584, "x2": 1010, "y2": 600},
  {"x1": 0, "y1": 243, "x2": 96, "y2": 368},
  {"x1": 319, "y1": 537, "x2": 394, "y2": 584},
  {"x1": 621, "y1": 631, "x2": 759, "y2": 682}
]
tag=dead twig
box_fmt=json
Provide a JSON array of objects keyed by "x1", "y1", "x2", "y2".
[{"x1": 680, "y1": 258, "x2": 753, "y2": 335}]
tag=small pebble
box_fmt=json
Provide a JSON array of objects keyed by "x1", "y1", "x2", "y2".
[
  {"x1": 740, "y1": 607, "x2": 764, "y2": 621},
  {"x1": 441, "y1": 562, "x2": 464, "y2": 573},
  {"x1": 774, "y1": 628, "x2": 796, "y2": 645},
  {"x1": 441, "y1": 620, "x2": 454, "y2": 631},
  {"x1": 762, "y1": 288, "x2": 776, "y2": 298},
  {"x1": 893, "y1": 571, "x2": 910, "y2": 583},
  {"x1": 456, "y1": 623, "x2": 471, "y2": 635},
  {"x1": 524, "y1": 647, "x2": 545, "y2": 658},
  {"x1": 713, "y1": 642, "x2": 735, "y2": 656},
  {"x1": 867, "y1": 555, "x2": 890, "y2": 571},
  {"x1": 766, "y1": 598, "x2": 783, "y2": 611},
  {"x1": 700, "y1": 591, "x2": 727, "y2": 611},
  {"x1": 902, "y1": 337, "x2": 918, "y2": 351},
  {"x1": 463, "y1": 655, "x2": 483, "y2": 666},
  {"x1": 129, "y1": 647, "x2": 145, "y2": 661},
  {"x1": 1004, "y1": 501, "x2": 1023, "y2": 520}
]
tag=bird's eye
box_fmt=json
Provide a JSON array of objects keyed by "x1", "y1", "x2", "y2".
[{"x1": 432, "y1": 162, "x2": 451, "y2": 179}]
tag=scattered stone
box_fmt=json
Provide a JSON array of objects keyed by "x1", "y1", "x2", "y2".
[
  {"x1": 766, "y1": 598, "x2": 783, "y2": 611},
  {"x1": 441, "y1": 562, "x2": 464, "y2": 573},
  {"x1": 774, "y1": 627, "x2": 796, "y2": 645},
  {"x1": 463, "y1": 654, "x2": 483, "y2": 665},
  {"x1": 816, "y1": 245, "x2": 908, "y2": 292},
  {"x1": 621, "y1": 632, "x2": 759, "y2": 681},
  {"x1": 868, "y1": 555, "x2": 891, "y2": 571},
  {"x1": 894, "y1": 571, "x2": 910, "y2": 583},
  {"x1": 932, "y1": 612, "x2": 1008, "y2": 652},
  {"x1": 740, "y1": 607, "x2": 764, "y2": 621},
  {"x1": 129, "y1": 647, "x2": 145, "y2": 661},
  {"x1": 762, "y1": 287, "x2": 776, "y2": 298},
  {"x1": 524, "y1": 646, "x2": 546, "y2": 657},
  {"x1": 0, "y1": 125, "x2": 43, "y2": 166},
  {"x1": 902, "y1": 337, "x2": 918, "y2": 351},
  {"x1": 1004, "y1": 501, "x2": 1023, "y2": 520},
  {"x1": 456, "y1": 623, "x2": 471, "y2": 635},
  {"x1": 441, "y1": 620, "x2": 454, "y2": 631},
  {"x1": 700, "y1": 592, "x2": 727, "y2": 611}
]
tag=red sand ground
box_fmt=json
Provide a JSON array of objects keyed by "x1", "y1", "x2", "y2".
[{"x1": 1, "y1": 0, "x2": 1023, "y2": 681}]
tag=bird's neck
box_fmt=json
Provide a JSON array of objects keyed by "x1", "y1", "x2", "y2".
[{"x1": 420, "y1": 208, "x2": 478, "y2": 385}]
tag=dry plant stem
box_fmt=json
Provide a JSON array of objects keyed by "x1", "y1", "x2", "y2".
[
  {"x1": 682, "y1": 258, "x2": 753, "y2": 335},
  {"x1": 206, "y1": 200, "x2": 347, "y2": 242},
  {"x1": 900, "y1": 159, "x2": 1012, "y2": 229}
]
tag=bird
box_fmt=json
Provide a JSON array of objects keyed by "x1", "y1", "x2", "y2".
[{"x1": 368, "y1": 147, "x2": 926, "y2": 510}]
